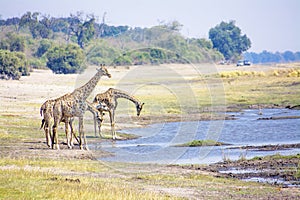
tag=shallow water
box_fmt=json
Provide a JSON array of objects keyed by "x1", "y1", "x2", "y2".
[
  {"x1": 94, "y1": 109, "x2": 300, "y2": 164},
  {"x1": 243, "y1": 177, "x2": 300, "y2": 187}
]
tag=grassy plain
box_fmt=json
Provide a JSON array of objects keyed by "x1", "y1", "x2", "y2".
[{"x1": 0, "y1": 63, "x2": 300, "y2": 199}]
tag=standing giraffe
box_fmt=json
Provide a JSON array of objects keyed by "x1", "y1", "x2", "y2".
[
  {"x1": 40, "y1": 93, "x2": 71, "y2": 147},
  {"x1": 40, "y1": 98, "x2": 103, "y2": 148},
  {"x1": 52, "y1": 66, "x2": 111, "y2": 150},
  {"x1": 93, "y1": 88, "x2": 144, "y2": 139},
  {"x1": 40, "y1": 99, "x2": 56, "y2": 147}
]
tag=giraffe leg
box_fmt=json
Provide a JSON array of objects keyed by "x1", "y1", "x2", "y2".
[
  {"x1": 78, "y1": 117, "x2": 88, "y2": 150},
  {"x1": 69, "y1": 118, "x2": 78, "y2": 146},
  {"x1": 44, "y1": 121, "x2": 52, "y2": 148},
  {"x1": 52, "y1": 122, "x2": 60, "y2": 150},
  {"x1": 70, "y1": 118, "x2": 80, "y2": 145},
  {"x1": 109, "y1": 110, "x2": 117, "y2": 140},
  {"x1": 93, "y1": 113, "x2": 98, "y2": 138},
  {"x1": 111, "y1": 122, "x2": 116, "y2": 140},
  {"x1": 97, "y1": 112, "x2": 104, "y2": 138},
  {"x1": 98, "y1": 120, "x2": 104, "y2": 138},
  {"x1": 64, "y1": 118, "x2": 72, "y2": 149}
]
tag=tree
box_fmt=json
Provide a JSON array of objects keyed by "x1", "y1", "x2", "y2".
[
  {"x1": 0, "y1": 50, "x2": 29, "y2": 80},
  {"x1": 46, "y1": 44, "x2": 86, "y2": 74},
  {"x1": 0, "y1": 33, "x2": 25, "y2": 52},
  {"x1": 191, "y1": 38, "x2": 213, "y2": 49},
  {"x1": 243, "y1": 50, "x2": 300, "y2": 64},
  {"x1": 282, "y1": 51, "x2": 295, "y2": 62},
  {"x1": 18, "y1": 12, "x2": 52, "y2": 39},
  {"x1": 68, "y1": 12, "x2": 96, "y2": 48},
  {"x1": 209, "y1": 21, "x2": 251, "y2": 61},
  {"x1": 85, "y1": 39, "x2": 120, "y2": 65},
  {"x1": 35, "y1": 39, "x2": 52, "y2": 57}
]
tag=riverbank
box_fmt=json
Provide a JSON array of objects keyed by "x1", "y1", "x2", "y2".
[
  {"x1": 185, "y1": 154, "x2": 300, "y2": 188},
  {"x1": 1, "y1": 63, "x2": 300, "y2": 199}
]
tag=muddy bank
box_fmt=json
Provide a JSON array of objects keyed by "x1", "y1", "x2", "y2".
[
  {"x1": 258, "y1": 116, "x2": 300, "y2": 120},
  {"x1": 184, "y1": 154, "x2": 300, "y2": 188},
  {"x1": 228, "y1": 143, "x2": 300, "y2": 151}
]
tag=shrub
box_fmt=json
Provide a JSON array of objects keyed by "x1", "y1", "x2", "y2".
[
  {"x1": 0, "y1": 50, "x2": 29, "y2": 80},
  {"x1": 287, "y1": 69, "x2": 300, "y2": 77},
  {"x1": 28, "y1": 58, "x2": 46, "y2": 69},
  {"x1": 273, "y1": 70, "x2": 279, "y2": 76},
  {"x1": 85, "y1": 40, "x2": 120, "y2": 65},
  {"x1": 0, "y1": 33, "x2": 26, "y2": 52},
  {"x1": 112, "y1": 55, "x2": 132, "y2": 66},
  {"x1": 46, "y1": 44, "x2": 86, "y2": 74},
  {"x1": 35, "y1": 39, "x2": 52, "y2": 58}
]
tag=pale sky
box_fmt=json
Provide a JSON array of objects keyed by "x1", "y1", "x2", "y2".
[{"x1": 0, "y1": 0, "x2": 299, "y2": 52}]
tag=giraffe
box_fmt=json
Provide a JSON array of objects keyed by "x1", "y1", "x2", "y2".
[
  {"x1": 52, "y1": 65, "x2": 111, "y2": 150},
  {"x1": 91, "y1": 101, "x2": 109, "y2": 137},
  {"x1": 40, "y1": 97, "x2": 103, "y2": 148},
  {"x1": 40, "y1": 93, "x2": 72, "y2": 147},
  {"x1": 40, "y1": 99, "x2": 56, "y2": 147},
  {"x1": 64, "y1": 100, "x2": 105, "y2": 147},
  {"x1": 93, "y1": 88, "x2": 144, "y2": 139}
]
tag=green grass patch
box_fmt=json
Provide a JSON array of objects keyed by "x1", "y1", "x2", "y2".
[
  {"x1": 175, "y1": 140, "x2": 229, "y2": 147},
  {"x1": 0, "y1": 168, "x2": 169, "y2": 200},
  {"x1": 0, "y1": 115, "x2": 41, "y2": 140},
  {"x1": 97, "y1": 131, "x2": 140, "y2": 140},
  {"x1": 251, "y1": 153, "x2": 300, "y2": 161},
  {"x1": 0, "y1": 158, "x2": 110, "y2": 174}
]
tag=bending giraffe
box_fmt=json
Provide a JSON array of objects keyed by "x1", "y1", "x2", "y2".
[
  {"x1": 40, "y1": 98, "x2": 103, "y2": 148},
  {"x1": 64, "y1": 100, "x2": 104, "y2": 146},
  {"x1": 52, "y1": 65, "x2": 111, "y2": 150},
  {"x1": 93, "y1": 88, "x2": 144, "y2": 139}
]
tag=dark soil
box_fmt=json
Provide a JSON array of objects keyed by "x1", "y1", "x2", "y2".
[
  {"x1": 228, "y1": 143, "x2": 300, "y2": 151},
  {"x1": 184, "y1": 154, "x2": 300, "y2": 188}
]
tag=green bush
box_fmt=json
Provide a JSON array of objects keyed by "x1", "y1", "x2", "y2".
[
  {"x1": 150, "y1": 48, "x2": 166, "y2": 64},
  {"x1": 0, "y1": 50, "x2": 30, "y2": 80},
  {"x1": 85, "y1": 40, "x2": 120, "y2": 65},
  {"x1": 46, "y1": 44, "x2": 86, "y2": 74},
  {"x1": 35, "y1": 39, "x2": 52, "y2": 58},
  {"x1": 28, "y1": 58, "x2": 46, "y2": 69},
  {"x1": 0, "y1": 33, "x2": 26, "y2": 52},
  {"x1": 112, "y1": 55, "x2": 132, "y2": 66}
]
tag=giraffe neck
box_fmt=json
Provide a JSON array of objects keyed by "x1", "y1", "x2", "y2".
[
  {"x1": 113, "y1": 89, "x2": 141, "y2": 106},
  {"x1": 73, "y1": 70, "x2": 103, "y2": 101}
]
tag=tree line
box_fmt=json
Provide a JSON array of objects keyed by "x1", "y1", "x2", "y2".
[
  {"x1": 244, "y1": 51, "x2": 300, "y2": 64},
  {"x1": 4, "y1": 11, "x2": 294, "y2": 80},
  {"x1": 0, "y1": 12, "x2": 130, "y2": 48},
  {"x1": 0, "y1": 12, "x2": 230, "y2": 78}
]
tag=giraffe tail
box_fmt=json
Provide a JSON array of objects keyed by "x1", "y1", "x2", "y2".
[
  {"x1": 40, "y1": 106, "x2": 43, "y2": 117},
  {"x1": 40, "y1": 119, "x2": 45, "y2": 129}
]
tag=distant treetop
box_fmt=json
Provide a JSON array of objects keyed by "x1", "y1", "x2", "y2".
[{"x1": 209, "y1": 20, "x2": 251, "y2": 61}]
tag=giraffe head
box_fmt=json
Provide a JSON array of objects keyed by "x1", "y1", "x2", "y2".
[
  {"x1": 97, "y1": 64, "x2": 112, "y2": 78},
  {"x1": 136, "y1": 102, "x2": 145, "y2": 116}
]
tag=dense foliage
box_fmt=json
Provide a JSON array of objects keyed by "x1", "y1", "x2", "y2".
[
  {"x1": 0, "y1": 12, "x2": 227, "y2": 76},
  {"x1": 0, "y1": 33, "x2": 25, "y2": 52},
  {"x1": 209, "y1": 21, "x2": 251, "y2": 61},
  {"x1": 46, "y1": 44, "x2": 86, "y2": 74},
  {"x1": 0, "y1": 50, "x2": 30, "y2": 80}
]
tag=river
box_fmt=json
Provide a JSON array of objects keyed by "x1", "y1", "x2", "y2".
[{"x1": 93, "y1": 109, "x2": 300, "y2": 164}]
